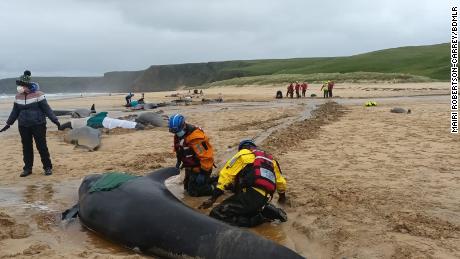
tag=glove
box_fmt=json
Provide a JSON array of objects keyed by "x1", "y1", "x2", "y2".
[
  {"x1": 278, "y1": 193, "x2": 286, "y2": 204},
  {"x1": 198, "y1": 188, "x2": 223, "y2": 209},
  {"x1": 199, "y1": 197, "x2": 217, "y2": 209},
  {"x1": 54, "y1": 121, "x2": 61, "y2": 130},
  {"x1": 175, "y1": 159, "x2": 182, "y2": 169},
  {"x1": 0, "y1": 125, "x2": 10, "y2": 133}
]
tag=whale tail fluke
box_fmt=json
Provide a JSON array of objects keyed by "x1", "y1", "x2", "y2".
[{"x1": 146, "y1": 167, "x2": 180, "y2": 183}]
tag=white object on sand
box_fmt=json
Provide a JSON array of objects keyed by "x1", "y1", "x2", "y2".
[{"x1": 102, "y1": 117, "x2": 137, "y2": 129}]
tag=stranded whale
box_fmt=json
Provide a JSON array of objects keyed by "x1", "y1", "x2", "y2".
[{"x1": 63, "y1": 167, "x2": 304, "y2": 259}]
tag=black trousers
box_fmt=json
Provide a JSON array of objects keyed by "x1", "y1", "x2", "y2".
[
  {"x1": 184, "y1": 168, "x2": 214, "y2": 197},
  {"x1": 210, "y1": 188, "x2": 269, "y2": 227},
  {"x1": 19, "y1": 124, "x2": 52, "y2": 171},
  {"x1": 328, "y1": 89, "x2": 333, "y2": 97}
]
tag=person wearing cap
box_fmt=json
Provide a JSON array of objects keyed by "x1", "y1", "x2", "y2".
[
  {"x1": 199, "y1": 139, "x2": 288, "y2": 227},
  {"x1": 168, "y1": 114, "x2": 215, "y2": 197},
  {"x1": 0, "y1": 70, "x2": 61, "y2": 177}
]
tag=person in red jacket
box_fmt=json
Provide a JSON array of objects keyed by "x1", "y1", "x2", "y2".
[
  {"x1": 301, "y1": 82, "x2": 308, "y2": 97},
  {"x1": 294, "y1": 82, "x2": 300, "y2": 98},
  {"x1": 327, "y1": 81, "x2": 335, "y2": 98},
  {"x1": 286, "y1": 83, "x2": 294, "y2": 98}
]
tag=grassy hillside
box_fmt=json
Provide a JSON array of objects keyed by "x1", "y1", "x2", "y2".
[
  {"x1": 0, "y1": 43, "x2": 448, "y2": 93},
  {"x1": 204, "y1": 72, "x2": 434, "y2": 87},
  {"x1": 132, "y1": 43, "x2": 448, "y2": 90},
  {"x1": 215, "y1": 43, "x2": 448, "y2": 81}
]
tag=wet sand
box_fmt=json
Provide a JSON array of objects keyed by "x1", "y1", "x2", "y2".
[{"x1": 0, "y1": 82, "x2": 459, "y2": 258}]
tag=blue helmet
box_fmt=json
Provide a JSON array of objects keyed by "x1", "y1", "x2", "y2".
[
  {"x1": 168, "y1": 114, "x2": 185, "y2": 133},
  {"x1": 238, "y1": 139, "x2": 256, "y2": 150}
]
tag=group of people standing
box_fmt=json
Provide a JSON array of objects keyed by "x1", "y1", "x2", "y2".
[
  {"x1": 321, "y1": 80, "x2": 335, "y2": 98},
  {"x1": 286, "y1": 81, "x2": 308, "y2": 98},
  {"x1": 168, "y1": 114, "x2": 288, "y2": 227},
  {"x1": 282, "y1": 80, "x2": 335, "y2": 99}
]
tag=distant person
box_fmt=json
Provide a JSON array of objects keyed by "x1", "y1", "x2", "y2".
[
  {"x1": 295, "y1": 81, "x2": 301, "y2": 98},
  {"x1": 125, "y1": 92, "x2": 134, "y2": 105},
  {"x1": 169, "y1": 114, "x2": 215, "y2": 197},
  {"x1": 138, "y1": 93, "x2": 145, "y2": 104},
  {"x1": 327, "y1": 80, "x2": 335, "y2": 98},
  {"x1": 286, "y1": 83, "x2": 294, "y2": 98},
  {"x1": 321, "y1": 82, "x2": 329, "y2": 99},
  {"x1": 199, "y1": 139, "x2": 287, "y2": 227},
  {"x1": 0, "y1": 70, "x2": 61, "y2": 177},
  {"x1": 301, "y1": 82, "x2": 308, "y2": 97},
  {"x1": 276, "y1": 90, "x2": 283, "y2": 99}
]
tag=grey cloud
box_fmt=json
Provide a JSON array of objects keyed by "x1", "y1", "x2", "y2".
[{"x1": 0, "y1": 0, "x2": 449, "y2": 78}]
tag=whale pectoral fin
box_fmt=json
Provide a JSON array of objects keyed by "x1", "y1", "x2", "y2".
[
  {"x1": 146, "y1": 167, "x2": 180, "y2": 183},
  {"x1": 62, "y1": 204, "x2": 80, "y2": 221}
]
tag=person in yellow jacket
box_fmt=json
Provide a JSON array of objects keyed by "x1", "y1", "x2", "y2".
[
  {"x1": 169, "y1": 114, "x2": 215, "y2": 197},
  {"x1": 321, "y1": 81, "x2": 329, "y2": 98},
  {"x1": 199, "y1": 139, "x2": 288, "y2": 227}
]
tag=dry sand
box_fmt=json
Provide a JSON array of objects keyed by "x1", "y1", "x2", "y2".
[{"x1": 0, "y1": 82, "x2": 458, "y2": 259}]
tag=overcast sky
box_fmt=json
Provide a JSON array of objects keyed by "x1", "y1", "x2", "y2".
[{"x1": 0, "y1": 0, "x2": 449, "y2": 78}]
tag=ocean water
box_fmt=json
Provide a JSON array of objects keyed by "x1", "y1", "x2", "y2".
[
  {"x1": 0, "y1": 92, "x2": 108, "y2": 101},
  {"x1": 0, "y1": 92, "x2": 108, "y2": 123}
]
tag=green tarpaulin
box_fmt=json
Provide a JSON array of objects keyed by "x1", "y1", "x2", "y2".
[
  {"x1": 86, "y1": 112, "x2": 108, "y2": 129},
  {"x1": 89, "y1": 172, "x2": 139, "y2": 193}
]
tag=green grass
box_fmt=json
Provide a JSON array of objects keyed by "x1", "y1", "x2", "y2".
[
  {"x1": 204, "y1": 72, "x2": 434, "y2": 87},
  {"x1": 211, "y1": 43, "x2": 449, "y2": 82}
]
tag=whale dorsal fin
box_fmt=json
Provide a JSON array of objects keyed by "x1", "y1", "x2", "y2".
[{"x1": 146, "y1": 167, "x2": 180, "y2": 183}]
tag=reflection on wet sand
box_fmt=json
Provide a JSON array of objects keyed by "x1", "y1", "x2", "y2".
[{"x1": 23, "y1": 183, "x2": 55, "y2": 204}]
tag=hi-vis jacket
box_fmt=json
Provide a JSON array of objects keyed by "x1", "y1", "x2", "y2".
[
  {"x1": 174, "y1": 125, "x2": 214, "y2": 172},
  {"x1": 216, "y1": 148, "x2": 287, "y2": 197}
]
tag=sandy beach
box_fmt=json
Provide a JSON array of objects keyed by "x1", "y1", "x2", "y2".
[{"x1": 0, "y1": 82, "x2": 458, "y2": 258}]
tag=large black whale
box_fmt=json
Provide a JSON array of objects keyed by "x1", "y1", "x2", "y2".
[{"x1": 68, "y1": 167, "x2": 305, "y2": 259}]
